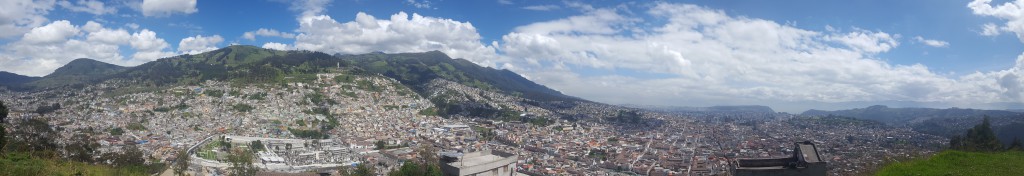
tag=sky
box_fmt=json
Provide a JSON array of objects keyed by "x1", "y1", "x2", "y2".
[{"x1": 1, "y1": 0, "x2": 1024, "y2": 112}]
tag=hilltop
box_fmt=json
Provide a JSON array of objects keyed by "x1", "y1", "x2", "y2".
[{"x1": 876, "y1": 150, "x2": 1024, "y2": 176}]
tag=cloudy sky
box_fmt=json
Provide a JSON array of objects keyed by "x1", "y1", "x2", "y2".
[{"x1": 1, "y1": 0, "x2": 1023, "y2": 112}]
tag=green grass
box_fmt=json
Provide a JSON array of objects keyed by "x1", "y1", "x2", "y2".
[
  {"x1": 197, "y1": 141, "x2": 222, "y2": 160},
  {"x1": 0, "y1": 152, "x2": 148, "y2": 176},
  {"x1": 876, "y1": 150, "x2": 1024, "y2": 176}
]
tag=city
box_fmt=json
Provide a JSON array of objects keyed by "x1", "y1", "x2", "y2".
[
  {"x1": 0, "y1": 71, "x2": 953, "y2": 175},
  {"x1": 2, "y1": 0, "x2": 1024, "y2": 176}
]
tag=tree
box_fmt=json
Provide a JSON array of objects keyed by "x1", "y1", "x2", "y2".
[
  {"x1": 389, "y1": 161, "x2": 424, "y2": 176},
  {"x1": 352, "y1": 163, "x2": 375, "y2": 176},
  {"x1": 969, "y1": 116, "x2": 1003, "y2": 151},
  {"x1": 949, "y1": 135, "x2": 963, "y2": 149},
  {"x1": 337, "y1": 166, "x2": 352, "y2": 176},
  {"x1": 375, "y1": 140, "x2": 387, "y2": 150},
  {"x1": 249, "y1": 140, "x2": 264, "y2": 151},
  {"x1": 109, "y1": 145, "x2": 145, "y2": 167},
  {"x1": 173, "y1": 149, "x2": 191, "y2": 176},
  {"x1": 228, "y1": 148, "x2": 258, "y2": 176},
  {"x1": 387, "y1": 145, "x2": 442, "y2": 176},
  {"x1": 1, "y1": 100, "x2": 7, "y2": 122},
  {"x1": 7, "y1": 118, "x2": 58, "y2": 157},
  {"x1": 1, "y1": 101, "x2": 8, "y2": 153},
  {"x1": 951, "y1": 116, "x2": 1004, "y2": 152},
  {"x1": 0, "y1": 125, "x2": 5, "y2": 153},
  {"x1": 1009, "y1": 137, "x2": 1023, "y2": 151},
  {"x1": 64, "y1": 133, "x2": 100, "y2": 163}
]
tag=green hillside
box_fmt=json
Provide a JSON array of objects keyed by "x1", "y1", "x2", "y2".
[
  {"x1": 0, "y1": 152, "x2": 148, "y2": 176},
  {"x1": 22, "y1": 58, "x2": 127, "y2": 89},
  {"x1": 113, "y1": 45, "x2": 338, "y2": 86},
  {"x1": 347, "y1": 50, "x2": 578, "y2": 102},
  {"x1": 875, "y1": 150, "x2": 1024, "y2": 176}
]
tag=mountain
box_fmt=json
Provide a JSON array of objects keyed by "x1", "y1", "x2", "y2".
[
  {"x1": 344, "y1": 50, "x2": 578, "y2": 102},
  {"x1": 1, "y1": 58, "x2": 127, "y2": 89},
  {"x1": 0, "y1": 58, "x2": 126, "y2": 89},
  {"x1": 2, "y1": 45, "x2": 584, "y2": 119},
  {"x1": 110, "y1": 45, "x2": 303, "y2": 86},
  {"x1": 627, "y1": 105, "x2": 776, "y2": 114},
  {"x1": 801, "y1": 105, "x2": 1021, "y2": 125},
  {"x1": 0, "y1": 71, "x2": 40, "y2": 87},
  {"x1": 104, "y1": 46, "x2": 582, "y2": 117}
]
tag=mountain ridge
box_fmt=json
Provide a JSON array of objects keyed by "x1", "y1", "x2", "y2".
[
  {"x1": 0, "y1": 45, "x2": 583, "y2": 119},
  {"x1": 801, "y1": 105, "x2": 1022, "y2": 125}
]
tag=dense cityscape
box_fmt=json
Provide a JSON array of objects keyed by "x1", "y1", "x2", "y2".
[{"x1": 0, "y1": 71, "x2": 954, "y2": 175}]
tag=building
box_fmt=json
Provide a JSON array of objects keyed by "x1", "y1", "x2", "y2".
[
  {"x1": 730, "y1": 141, "x2": 827, "y2": 176},
  {"x1": 440, "y1": 150, "x2": 517, "y2": 176}
]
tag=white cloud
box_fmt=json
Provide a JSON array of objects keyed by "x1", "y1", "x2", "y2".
[
  {"x1": 262, "y1": 1, "x2": 1024, "y2": 109},
  {"x1": 497, "y1": 0, "x2": 513, "y2": 5},
  {"x1": 21, "y1": 20, "x2": 79, "y2": 44},
  {"x1": 292, "y1": 11, "x2": 500, "y2": 66},
  {"x1": 824, "y1": 28, "x2": 900, "y2": 53},
  {"x1": 981, "y1": 23, "x2": 1001, "y2": 36},
  {"x1": 513, "y1": 8, "x2": 636, "y2": 35},
  {"x1": 969, "y1": 0, "x2": 1024, "y2": 42},
  {"x1": 125, "y1": 23, "x2": 139, "y2": 30},
  {"x1": 141, "y1": 0, "x2": 197, "y2": 17},
  {"x1": 130, "y1": 29, "x2": 174, "y2": 62},
  {"x1": 86, "y1": 26, "x2": 131, "y2": 45},
  {"x1": 913, "y1": 36, "x2": 950, "y2": 47},
  {"x1": 242, "y1": 28, "x2": 296, "y2": 40},
  {"x1": 0, "y1": 0, "x2": 56, "y2": 38},
  {"x1": 493, "y1": 2, "x2": 1024, "y2": 109},
  {"x1": 523, "y1": 5, "x2": 559, "y2": 11},
  {"x1": 177, "y1": 35, "x2": 224, "y2": 54},
  {"x1": 288, "y1": 0, "x2": 331, "y2": 21},
  {"x1": 0, "y1": 21, "x2": 175, "y2": 76},
  {"x1": 406, "y1": 0, "x2": 432, "y2": 9},
  {"x1": 57, "y1": 0, "x2": 116, "y2": 15},
  {"x1": 262, "y1": 42, "x2": 291, "y2": 50}
]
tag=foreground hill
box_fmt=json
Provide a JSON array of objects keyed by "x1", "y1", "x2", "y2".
[
  {"x1": 0, "y1": 152, "x2": 149, "y2": 176},
  {"x1": 876, "y1": 150, "x2": 1024, "y2": 175}
]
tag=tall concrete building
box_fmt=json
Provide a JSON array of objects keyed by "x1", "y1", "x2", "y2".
[
  {"x1": 440, "y1": 150, "x2": 518, "y2": 176},
  {"x1": 730, "y1": 141, "x2": 827, "y2": 176}
]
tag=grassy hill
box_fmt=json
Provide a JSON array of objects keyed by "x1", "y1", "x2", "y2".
[
  {"x1": 875, "y1": 150, "x2": 1024, "y2": 176},
  {"x1": 28, "y1": 58, "x2": 128, "y2": 88},
  {"x1": 0, "y1": 152, "x2": 148, "y2": 176}
]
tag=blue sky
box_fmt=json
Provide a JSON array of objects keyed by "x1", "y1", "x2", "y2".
[{"x1": 2, "y1": 0, "x2": 1023, "y2": 112}]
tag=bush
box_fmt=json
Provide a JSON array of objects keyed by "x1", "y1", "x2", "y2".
[{"x1": 232, "y1": 103, "x2": 254, "y2": 113}]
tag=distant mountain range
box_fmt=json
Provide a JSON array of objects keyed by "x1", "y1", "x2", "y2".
[
  {"x1": 0, "y1": 45, "x2": 579, "y2": 118},
  {"x1": 627, "y1": 104, "x2": 776, "y2": 114},
  {"x1": 801, "y1": 105, "x2": 1022, "y2": 125}
]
